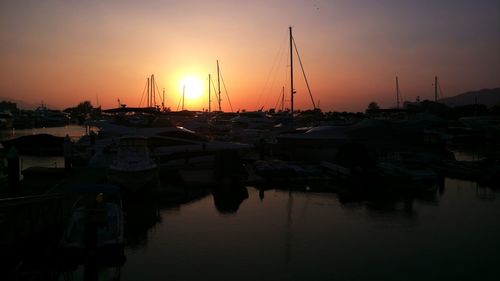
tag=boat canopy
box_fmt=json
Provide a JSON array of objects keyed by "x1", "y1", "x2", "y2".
[{"x1": 71, "y1": 184, "x2": 121, "y2": 194}]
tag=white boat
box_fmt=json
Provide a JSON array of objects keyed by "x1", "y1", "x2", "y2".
[
  {"x1": 151, "y1": 131, "x2": 252, "y2": 168},
  {"x1": 230, "y1": 111, "x2": 273, "y2": 130},
  {"x1": 107, "y1": 136, "x2": 158, "y2": 193},
  {"x1": 377, "y1": 161, "x2": 438, "y2": 182},
  {"x1": 87, "y1": 122, "x2": 252, "y2": 169},
  {"x1": 34, "y1": 104, "x2": 70, "y2": 127},
  {"x1": 90, "y1": 121, "x2": 194, "y2": 138},
  {"x1": 0, "y1": 111, "x2": 13, "y2": 129},
  {"x1": 275, "y1": 126, "x2": 350, "y2": 161},
  {"x1": 59, "y1": 184, "x2": 124, "y2": 260}
]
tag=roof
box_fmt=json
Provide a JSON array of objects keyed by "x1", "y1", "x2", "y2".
[{"x1": 71, "y1": 184, "x2": 120, "y2": 194}]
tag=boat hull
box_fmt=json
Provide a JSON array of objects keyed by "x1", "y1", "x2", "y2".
[
  {"x1": 275, "y1": 137, "x2": 346, "y2": 162},
  {"x1": 107, "y1": 167, "x2": 159, "y2": 194}
]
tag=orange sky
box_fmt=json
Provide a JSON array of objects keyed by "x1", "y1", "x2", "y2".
[{"x1": 1, "y1": 0, "x2": 499, "y2": 112}]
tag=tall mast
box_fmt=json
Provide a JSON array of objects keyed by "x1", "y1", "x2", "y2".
[
  {"x1": 396, "y1": 76, "x2": 400, "y2": 109},
  {"x1": 217, "y1": 60, "x2": 222, "y2": 111},
  {"x1": 434, "y1": 76, "x2": 438, "y2": 102},
  {"x1": 282, "y1": 86, "x2": 285, "y2": 112},
  {"x1": 162, "y1": 88, "x2": 165, "y2": 111},
  {"x1": 147, "y1": 77, "x2": 150, "y2": 108},
  {"x1": 152, "y1": 74, "x2": 156, "y2": 108},
  {"x1": 208, "y1": 74, "x2": 211, "y2": 112},
  {"x1": 289, "y1": 26, "x2": 294, "y2": 116}
]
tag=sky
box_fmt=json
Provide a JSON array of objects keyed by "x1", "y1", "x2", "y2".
[{"x1": 1, "y1": 0, "x2": 499, "y2": 112}]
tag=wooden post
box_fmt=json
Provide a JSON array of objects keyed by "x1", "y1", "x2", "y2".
[
  {"x1": 89, "y1": 130, "x2": 96, "y2": 145},
  {"x1": 7, "y1": 147, "x2": 20, "y2": 194},
  {"x1": 64, "y1": 135, "x2": 72, "y2": 173}
]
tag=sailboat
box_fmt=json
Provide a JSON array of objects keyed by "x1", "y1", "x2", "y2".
[{"x1": 274, "y1": 27, "x2": 346, "y2": 161}]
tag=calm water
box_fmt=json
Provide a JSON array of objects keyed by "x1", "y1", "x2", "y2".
[
  {"x1": 2, "y1": 126, "x2": 499, "y2": 280},
  {"x1": 118, "y1": 180, "x2": 500, "y2": 281},
  {"x1": 0, "y1": 125, "x2": 90, "y2": 141},
  {"x1": 0, "y1": 125, "x2": 89, "y2": 170}
]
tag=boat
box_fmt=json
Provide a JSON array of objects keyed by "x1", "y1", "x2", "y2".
[
  {"x1": 437, "y1": 159, "x2": 500, "y2": 186},
  {"x1": 87, "y1": 121, "x2": 252, "y2": 170},
  {"x1": 1, "y1": 133, "x2": 65, "y2": 156},
  {"x1": 275, "y1": 126, "x2": 350, "y2": 161},
  {"x1": 0, "y1": 111, "x2": 13, "y2": 129},
  {"x1": 33, "y1": 104, "x2": 70, "y2": 127},
  {"x1": 59, "y1": 184, "x2": 124, "y2": 263},
  {"x1": 107, "y1": 135, "x2": 159, "y2": 193},
  {"x1": 230, "y1": 111, "x2": 273, "y2": 130},
  {"x1": 377, "y1": 161, "x2": 438, "y2": 183}
]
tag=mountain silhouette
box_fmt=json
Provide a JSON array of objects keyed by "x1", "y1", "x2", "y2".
[{"x1": 440, "y1": 88, "x2": 500, "y2": 108}]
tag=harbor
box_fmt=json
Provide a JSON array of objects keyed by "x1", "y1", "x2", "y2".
[
  {"x1": 0, "y1": 106, "x2": 499, "y2": 280},
  {"x1": 2, "y1": 1, "x2": 500, "y2": 280}
]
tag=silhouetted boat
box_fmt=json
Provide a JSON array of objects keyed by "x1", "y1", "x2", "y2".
[
  {"x1": 1, "y1": 133, "x2": 64, "y2": 156},
  {"x1": 59, "y1": 184, "x2": 124, "y2": 262},
  {"x1": 275, "y1": 126, "x2": 349, "y2": 161},
  {"x1": 0, "y1": 111, "x2": 13, "y2": 129},
  {"x1": 33, "y1": 104, "x2": 70, "y2": 127}
]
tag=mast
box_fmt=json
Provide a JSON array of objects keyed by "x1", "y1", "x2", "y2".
[
  {"x1": 208, "y1": 74, "x2": 211, "y2": 112},
  {"x1": 282, "y1": 86, "x2": 285, "y2": 112},
  {"x1": 434, "y1": 76, "x2": 438, "y2": 102},
  {"x1": 217, "y1": 60, "x2": 222, "y2": 111},
  {"x1": 289, "y1": 26, "x2": 294, "y2": 116},
  {"x1": 152, "y1": 74, "x2": 156, "y2": 108},
  {"x1": 162, "y1": 88, "x2": 165, "y2": 111},
  {"x1": 396, "y1": 76, "x2": 400, "y2": 109},
  {"x1": 182, "y1": 85, "x2": 185, "y2": 111},
  {"x1": 147, "y1": 77, "x2": 150, "y2": 108}
]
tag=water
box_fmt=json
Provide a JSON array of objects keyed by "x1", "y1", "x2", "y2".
[
  {"x1": 2, "y1": 126, "x2": 499, "y2": 280},
  {"x1": 119, "y1": 180, "x2": 500, "y2": 281},
  {"x1": 0, "y1": 125, "x2": 90, "y2": 141},
  {"x1": 0, "y1": 125, "x2": 89, "y2": 170}
]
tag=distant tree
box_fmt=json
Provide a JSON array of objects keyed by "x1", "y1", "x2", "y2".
[
  {"x1": 491, "y1": 103, "x2": 500, "y2": 116},
  {"x1": 0, "y1": 101, "x2": 18, "y2": 112},
  {"x1": 64, "y1": 100, "x2": 94, "y2": 124},
  {"x1": 368, "y1": 102, "x2": 379, "y2": 110},
  {"x1": 365, "y1": 102, "x2": 380, "y2": 114},
  {"x1": 76, "y1": 101, "x2": 93, "y2": 115}
]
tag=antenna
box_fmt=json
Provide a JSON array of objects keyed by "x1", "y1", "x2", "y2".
[
  {"x1": 434, "y1": 76, "x2": 438, "y2": 102},
  {"x1": 289, "y1": 26, "x2": 295, "y2": 116},
  {"x1": 396, "y1": 76, "x2": 400, "y2": 109},
  {"x1": 208, "y1": 74, "x2": 211, "y2": 113}
]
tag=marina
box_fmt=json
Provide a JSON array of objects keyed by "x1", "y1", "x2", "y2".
[
  {"x1": 0, "y1": 110, "x2": 499, "y2": 280},
  {"x1": 1, "y1": 1, "x2": 500, "y2": 279}
]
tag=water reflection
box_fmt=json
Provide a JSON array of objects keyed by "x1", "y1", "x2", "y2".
[
  {"x1": 58, "y1": 253, "x2": 125, "y2": 281},
  {"x1": 0, "y1": 125, "x2": 90, "y2": 141},
  {"x1": 212, "y1": 185, "x2": 249, "y2": 214},
  {"x1": 3, "y1": 176, "x2": 500, "y2": 280},
  {"x1": 122, "y1": 196, "x2": 162, "y2": 249}
]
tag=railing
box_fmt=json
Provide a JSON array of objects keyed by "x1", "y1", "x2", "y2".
[{"x1": 0, "y1": 192, "x2": 70, "y2": 243}]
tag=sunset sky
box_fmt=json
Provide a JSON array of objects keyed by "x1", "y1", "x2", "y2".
[{"x1": 1, "y1": 0, "x2": 499, "y2": 112}]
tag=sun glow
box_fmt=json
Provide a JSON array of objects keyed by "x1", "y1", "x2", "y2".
[{"x1": 179, "y1": 76, "x2": 203, "y2": 100}]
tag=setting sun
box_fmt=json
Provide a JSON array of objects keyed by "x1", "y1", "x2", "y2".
[{"x1": 179, "y1": 76, "x2": 204, "y2": 100}]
